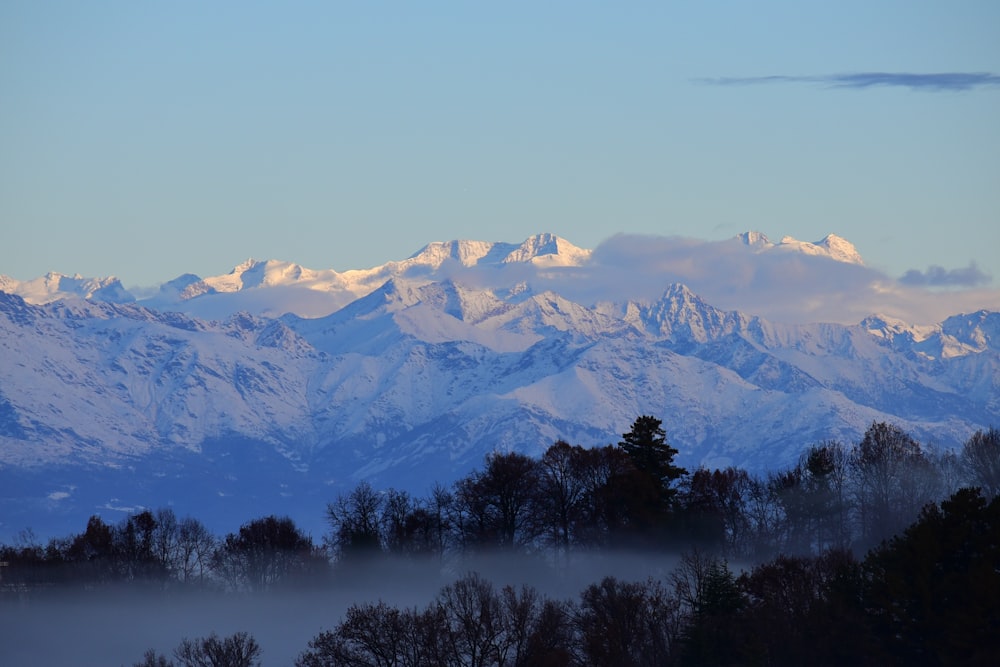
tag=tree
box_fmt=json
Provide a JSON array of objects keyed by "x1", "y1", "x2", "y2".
[
  {"x1": 296, "y1": 601, "x2": 444, "y2": 667},
  {"x1": 65, "y1": 515, "x2": 116, "y2": 584},
  {"x1": 132, "y1": 649, "x2": 175, "y2": 667},
  {"x1": 114, "y1": 510, "x2": 167, "y2": 583},
  {"x1": 618, "y1": 416, "x2": 687, "y2": 514},
  {"x1": 453, "y1": 452, "x2": 543, "y2": 552},
  {"x1": 436, "y1": 572, "x2": 506, "y2": 667},
  {"x1": 213, "y1": 515, "x2": 315, "y2": 591},
  {"x1": 961, "y1": 426, "x2": 1000, "y2": 497},
  {"x1": 326, "y1": 481, "x2": 384, "y2": 562},
  {"x1": 538, "y1": 440, "x2": 589, "y2": 557},
  {"x1": 737, "y1": 551, "x2": 874, "y2": 665},
  {"x1": 680, "y1": 467, "x2": 754, "y2": 556},
  {"x1": 572, "y1": 444, "x2": 657, "y2": 546},
  {"x1": 851, "y1": 421, "x2": 939, "y2": 548},
  {"x1": 672, "y1": 550, "x2": 745, "y2": 665},
  {"x1": 864, "y1": 488, "x2": 1000, "y2": 666},
  {"x1": 152, "y1": 508, "x2": 180, "y2": 576},
  {"x1": 174, "y1": 632, "x2": 261, "y2": 667},
  {"x1": 296, "y1": 574, "x2": 572, "y2": 667},
  {"x1": 800, "y1": 441, "x2": 851, "y2": 551},
  {"x1": 175, "y1": 516, "x2": 216, "y2": 585},
  {"x1": 575, "y1": 576, "x2": 681, "y2": 667}
]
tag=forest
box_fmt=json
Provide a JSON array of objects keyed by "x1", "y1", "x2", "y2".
[{"x1": 1, "y1": 419, "x2": 998, "y2": 666}]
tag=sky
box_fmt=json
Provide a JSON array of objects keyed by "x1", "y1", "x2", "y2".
[{"x1": 2, "y1": 1, "x2": 999, "y2": 301}]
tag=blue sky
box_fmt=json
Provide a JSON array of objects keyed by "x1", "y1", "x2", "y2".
[{"x1": 2, "y1": 1, "x2": 999, "y2": 296}]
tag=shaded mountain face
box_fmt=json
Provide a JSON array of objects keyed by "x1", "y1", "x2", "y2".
[{"x1": 0, "y1": 233, "x2": 996, "y2": 539}]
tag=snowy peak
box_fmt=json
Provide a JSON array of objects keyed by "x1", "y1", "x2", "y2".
[
  {"x1": 201, "y1": 258, "x2": 344, "y2": 293},
  {"x1": 941, "y1": 310, "x2": 1000, "y2": 352},
  {"x1": 501, "y1": 233, "x2": 592, "y2": 266},
  {"x1": 735, "y1": 231, "x2": 864, "y2": 265},
  {"x1": 735, "y1": 231, "x2": 773, "y2": 249},
  {"x1": 777, "y1": 234, "x2": 864, "y2": 265},
  {"x1": 640, "y1": 284, "x2": 742, "y2": 342},
  {"x1": 404, "y1": 233, "x2": 591, "y2": 270},
  {"x1": 0, "y1": 272, "x2": 134, "y2": 304},
  {"x1": 860, "y1": 311, "x2": 1000, "y2": 359},
  {"x1": 404, "y1": 240, "x2": 500, "y2": 269}
]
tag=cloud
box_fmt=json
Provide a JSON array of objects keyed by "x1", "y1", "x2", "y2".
[
  {"x1": 546, "y1": 234, "x2": 1000, "y2": 326},
  {"x1": 699, "y1": 72, "x2": 1000, "y2": 92},
  {"x1": 899, "y1": 263, "x2": 992, "y2": 287}
]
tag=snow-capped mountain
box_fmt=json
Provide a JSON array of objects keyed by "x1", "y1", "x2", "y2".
[
  {"x1": 1, "y1": 232, "x2": 996, "y2": 539},
  {"x1": 735, "y1": 231, "x2": 865, "y2": 265},
  {"x1": 0, "y1": 272, "x2": 134, "y2": 305}
]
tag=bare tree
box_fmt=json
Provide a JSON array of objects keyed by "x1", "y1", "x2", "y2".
[
  {"x1": 175, "y1": 516, "x2": 216, "y2": 585},
  {"x1": 538, "y1": 441, "x2": 588, "y2": 558},
  {"x1": 437, "y1": 572, "x2": 505, "y2": 667},
  {"x1": 453, "y1": 452, "x2": 543, "y2": 552},
  {"x1": 174, "y1": 632, "x2": 261, "y2": 667},
  {"x1": 851, "y1": 422, "x2": 939, "y2": 548},
  {"x1": 327, "y1": 481, "x2": 384, "y2": 562},
  {"x1": 961, "y1": 427, "x2": 1000, "y2": 497},
  {"x1": 212, "y1": 516, "x2": 314, "y2": 591},
  {"x1": 575, "y1": 576, "x2": 681, "y2": 667}
]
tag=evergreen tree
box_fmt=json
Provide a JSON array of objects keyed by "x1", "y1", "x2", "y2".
[{"x1": 618, "y1": 416, "x2": 687, "y2": 512}]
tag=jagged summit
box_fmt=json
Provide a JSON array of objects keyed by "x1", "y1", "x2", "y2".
[
  {"x1": 735, "y1": 231, "x2": 864, "y2": 265},
  {"x1": 0, "y1": 272, "x2": 133, "y2": 304},
  {"x1": 501, "y1": 233, "x2": 592, "y2": 266},
  {"x1": 405, "y1": 233, "x2": 591, "y2": 269},
  {"x1": 776, "y1": 233, "x2": 864, "y2": 265},
  {"x1": 3, "y1": 231, "x2": 878, "y2": 315},
  {"x1": 735, "y1": 231, "x2": 773, "y2": 248}
]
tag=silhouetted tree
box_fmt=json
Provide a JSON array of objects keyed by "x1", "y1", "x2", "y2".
[
  {"x1": 174, "y1": 631, "x2": 261, "y2": 667},
  {"x1": 574, "y1": 576, "x2": 680, "y2": 667},
  {"x1": 961, "y1": 426, "x2": 1000, "y2": 497},
  {"x1": 573, "y1": 444, "x2": 661, "y2": 546},
  {"x1": 175, "y1": 516, "x2": 216, "y2": 585},
  {"x1": 296, "y1": 601, "x2": 444, "y2": 667},
  {"x1": 538, "y1": 441, "x2": 589, "y2": 557},
  {"x1": 213, "y1": 515, "x2": 315, "y2": 591},
  {"x1": 800, "y1": 441, "x2": 851, "y2": 551},
  {"x1": 738, "y1": 551, "x2": 874, "y2": 665},
  {"x1": 436, "y1": 572, "x2": 506, "y2": 666},
  {"x1": 327, "y1": 481, "x2": 384, "y2": 562},
  {"x1": 132, "y1": 649, "x2": 175, "y2": 667},
  {"x1": 115, "y1": 510, "x2": 168, "y2": 583},
  {"x1": 618, "y1": 415, "x2": 687, "y2": 514},
  {"x1": 453, "y1": 452, "x2": 542, "y2": 551},
  {"x1": 297, "y1": 574, "x2": 571, "y2": 667},
  {"x1": 851, "y1": 422, "x2": 939, "y2": 548},
  {"x1": 66, "y1": 515, "x2": 116, "y2": 583},
  {"x1": 672, "y1": 550, "x2": 745, "y2": 665},
  {"x1": 864, "y1": 488, "x2": 1000, "y2": 665},
  {"x1": 680, "y1": 467, "x2": 754, "y2": 556}
]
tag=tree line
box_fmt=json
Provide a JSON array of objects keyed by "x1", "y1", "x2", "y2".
[
  {"x1": 1, "y1": 418, "x2": 998, "y2": 664},
  {"x1": 2, "y1": 419, "x2": 998, "y2": 590},
  {"x1": 110, "y1": 486, "x2": 1000, "y2": 666}
]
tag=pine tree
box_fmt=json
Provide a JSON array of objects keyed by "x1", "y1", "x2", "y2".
[{"x1": 619, "y1": 415, "x2": 687, "y2": 511}]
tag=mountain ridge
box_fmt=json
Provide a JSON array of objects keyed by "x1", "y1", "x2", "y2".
[
  {"x1": 1, "y1": 233, "x2": 996, "y2": 540},
  {"x1": 1, "y1": 231, "x2": 860, "y2": 313}
]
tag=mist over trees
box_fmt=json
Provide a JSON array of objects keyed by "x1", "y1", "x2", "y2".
[{"x1": 2, "y1": 418, "x2": 998, "y2": 665}]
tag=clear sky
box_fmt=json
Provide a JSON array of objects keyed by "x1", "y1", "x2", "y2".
[{"x1": 2, "y1": 1, "x2": 999, "y2": 293}]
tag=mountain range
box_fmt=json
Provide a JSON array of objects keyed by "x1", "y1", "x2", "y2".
[{"x1": 1, "y1": 232, "x2": 997, "y2": 539}]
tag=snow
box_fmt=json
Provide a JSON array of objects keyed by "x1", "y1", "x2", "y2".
[
  {"x1": 0, "y1": 234, "x2": 996, "y2": 539},
  {"x1": 773, "y1": 234, "x2": 865, "y2": 265}
]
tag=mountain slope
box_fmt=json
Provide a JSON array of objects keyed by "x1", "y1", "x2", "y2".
[{"x1": 1, "y1": 234, "x2": 996, "y2": 539}]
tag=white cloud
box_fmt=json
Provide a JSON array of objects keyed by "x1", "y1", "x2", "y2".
[{"x1": 541, "y1": 234, "x2": 1000, "y2": 325}]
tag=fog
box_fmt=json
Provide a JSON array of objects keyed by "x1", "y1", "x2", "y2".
[{"x1": 1, "y1": 551, "x2": 683, "y2": 667}]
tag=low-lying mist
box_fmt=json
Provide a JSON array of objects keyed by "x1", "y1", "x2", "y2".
[{"x1": 1, "y1": 550, "x2": 681, "y2": 667}]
